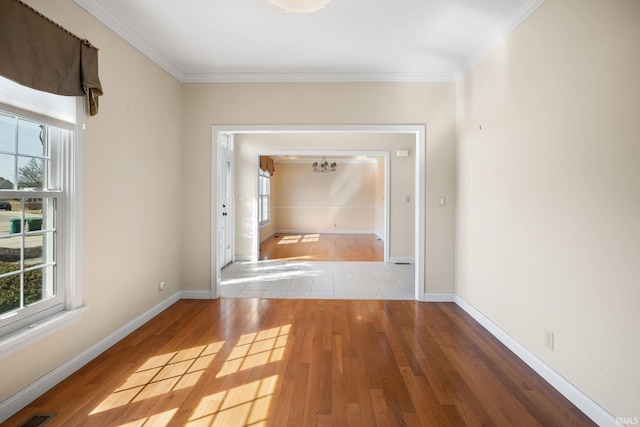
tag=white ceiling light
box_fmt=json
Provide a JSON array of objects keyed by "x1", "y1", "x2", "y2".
[{"x1": 268, "y1": 0, "x2": 330, "y2": 14}]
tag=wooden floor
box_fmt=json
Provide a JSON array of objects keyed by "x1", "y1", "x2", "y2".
[
  {"x1": 6, "y1": 299, "x2": 594, "y2": 427},
  {"x1": 259, "y1": 234, "x2": 384, "y2": 262}
]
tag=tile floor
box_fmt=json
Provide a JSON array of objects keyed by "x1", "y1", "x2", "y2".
[{"x1": 221, "y1": 260, "x2": 415, "y2": 300}]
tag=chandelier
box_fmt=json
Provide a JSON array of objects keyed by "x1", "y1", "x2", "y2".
[
  {"x1": 268, "y1": 0, "x2": 330, "y2": 13},
  {"x1": 312, "y1": 156, "x2": 337, "y2": 173}
]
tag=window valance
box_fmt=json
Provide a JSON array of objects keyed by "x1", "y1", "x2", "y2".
[
  {"x1": 259, "y1": 156, "x2": 276, "y2": 176},
  {"x1": 0, "y1": 0, "x2": 103, "y2": 116}
]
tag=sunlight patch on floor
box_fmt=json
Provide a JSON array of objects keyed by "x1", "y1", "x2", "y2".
[
  {"x1": 90, "y1": 342, "x2": 225, "y2": 415},
  {"x1": 221, "y1": 264, "x2": 320, "y2": 286},
  {"x1": 87, "y1": 322, "x2": 291, "y2": 426},
  {"x1": 217, "y1": 325, "x2": 290, "y2": 378},
  {"x1": 276, "y1": 234, "x2": 320, "y2": 245},
  {"x1": 118, "y1": 408, "x2": 178, "y2": 427},
  {"x1": 276, "y1": 235, "x2": 301, "y2": 245},
  {"x1": 187, "y1": 375, "x2": 279, "y2": 426}
]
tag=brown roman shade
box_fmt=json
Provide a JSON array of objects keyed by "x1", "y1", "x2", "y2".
[
  {"x1": 259, "y1": 156, "x2": 276, "y2": 176},
  {"x1": 0, "y1": 0, "x2": 103, "y2": 116}
]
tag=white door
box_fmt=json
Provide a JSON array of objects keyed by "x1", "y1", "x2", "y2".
[{"x1": 220, "y1": 145, "x2": 233, "y2": 267}]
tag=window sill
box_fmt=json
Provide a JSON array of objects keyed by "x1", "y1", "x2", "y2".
[{"x1": 0, "y1": 307, "x2": 88, "y2": 360}]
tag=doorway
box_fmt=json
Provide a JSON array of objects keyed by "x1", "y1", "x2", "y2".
[{"x1": 212, "y1": 125, "x2": 425, "y2": 301}]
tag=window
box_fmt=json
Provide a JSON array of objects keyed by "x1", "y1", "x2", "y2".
[
  {"x1": 258, "y1": 169, "x2": 270, "y2": 226},
  {"x1": 0, "y1": 76, "x2": 83, "y2": 352}
]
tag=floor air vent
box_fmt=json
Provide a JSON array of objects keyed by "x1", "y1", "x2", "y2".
[{"x1": 20, "y1": 413, "x2": 56, "y2": 427}]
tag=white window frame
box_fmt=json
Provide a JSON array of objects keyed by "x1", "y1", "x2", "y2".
[
  {"x1": 258, "y1": 169, "x2": 271, "y2": 227},
  {"x1": 0, "y1": 95, "x2": 85, "y2": 359}
]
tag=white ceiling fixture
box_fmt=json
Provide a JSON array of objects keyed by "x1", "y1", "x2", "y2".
[
  {"x1": 72, "y1": 0, "x2": 544, "y2": 83},
  {"x1": 268, "y1": 0, "x2": 330, "y2": 14}
]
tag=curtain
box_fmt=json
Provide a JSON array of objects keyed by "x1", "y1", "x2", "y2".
[
  {"x1": 259, "y1": 156, "x2": 276, "y2": 176},
  {"x1": 0, "y1": 0, "x2": 103, "y2": 116}
]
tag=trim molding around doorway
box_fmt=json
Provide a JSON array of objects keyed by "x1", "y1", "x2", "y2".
[{"x1": 211, "y1": 124, "x2": 426, "y2": 301}]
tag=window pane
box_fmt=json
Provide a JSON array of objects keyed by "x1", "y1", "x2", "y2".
[
  {"x1": 18, "y1": 157, "x2": 45, "y2": 189},
  {"x1": 0, "y1": 153, "x2": 16, "y2": 189},
  {"x1": 264, "y1": 201, "x2": 268, "y2": 220},
  {"x1": 18, "y1": 119, "x2": 46, "y2": 156},
  {"x1": 0, "y1": 273, "x2": 21, "y2": 315},
  {"x1": 0, "y1": 198, "x2": 21, "y2": 276},
  {"x1": 0, "y1": 239, "x2": 21, "y2": 275},
  {"x1": 25, "y1": 265, "x2": 55, "y2": 306},
  {"x1": 0, "y1": 197, "x2": 55, "y2": 317},
  {"x1": 0, "y1": 113, "x2": 15, "y2": 153}
]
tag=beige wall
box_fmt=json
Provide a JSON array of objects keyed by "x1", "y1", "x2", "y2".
[
  {"x1": 0, "y1": 0, "x2": 183, "y2": 405},
  {"x1": 182, "y1": 83, "x2": 457, "y2": 293},
  {"x1": 456, "y1": 0, "x2": 640, "y2": 418},
  {"x1": 273, "y1": 161, "x2": 378, "y2": 233},
  {"x1": 232, "y1": 133, "x2": 416, "y2": 260}
]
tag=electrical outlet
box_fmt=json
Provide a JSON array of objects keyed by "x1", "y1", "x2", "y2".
[
  {"x1": 544, "y1": 329, "x2": 554, "y2": 351},
  {"x1": 159, "y1": 281, "x2": 166, "y2": 291}
]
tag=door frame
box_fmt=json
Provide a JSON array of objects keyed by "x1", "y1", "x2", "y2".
[
  {"x1": 212, "y1": 124, "x2": 426, "y2": 301},
  {"x1": 219, "y1": 138, "x2": 234, "y2": 268}
]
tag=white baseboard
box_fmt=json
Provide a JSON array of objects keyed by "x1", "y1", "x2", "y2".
[
  {"x1": 181, "y1": 290, "x2": 213, "y2": 299},
  {"x1": 0, "y1": 291, "x2": 181, "y2": 424},
  {"x1": 423, "y1": 292, "x2": 455, "y2": 302},
  {"x1": 453, "y1": 295, "x2": 618, "y2": 427},
  {"x1": 388, "y1": 256, "x2": 415, "y2": 264}
]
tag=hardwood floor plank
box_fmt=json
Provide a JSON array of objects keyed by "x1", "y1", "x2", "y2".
[
  {"x1": 370, "y1": 388, "x2": 393, "y2": 426},
  {"x1": 345, "y1": 402, "x2": 361, "y2": 427},
  {"x1": 288, "y1": 362, "x2": 309, "y2": 426},
  {"x1": 267, "y1": 378, "x2": 293, "y2": 427},
  {"x1": 4, "y1": 300, "x2": 596, "y2": 427},
  {"x1": 330, "y1": 334, "x2": 348, "y2": 426}
]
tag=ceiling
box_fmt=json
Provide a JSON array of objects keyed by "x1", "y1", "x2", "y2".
[{"x1": 73, "y1": 0, "x2": 543, "y2": 83}]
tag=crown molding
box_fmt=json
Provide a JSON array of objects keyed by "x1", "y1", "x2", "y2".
[
  {"x1": 181, "y1": 71, "x2": 457, "y2": 83},
  {"x1": 455, "y1": 0, "x2": 544, "y2": 79},
  {"x1": 73, "y1": 0, "x2": 186, "y2": 82}
]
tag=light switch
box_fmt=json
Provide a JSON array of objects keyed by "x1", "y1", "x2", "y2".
[{"x1": 440, "y1": 197, "x2": 446, "y2": 206}]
